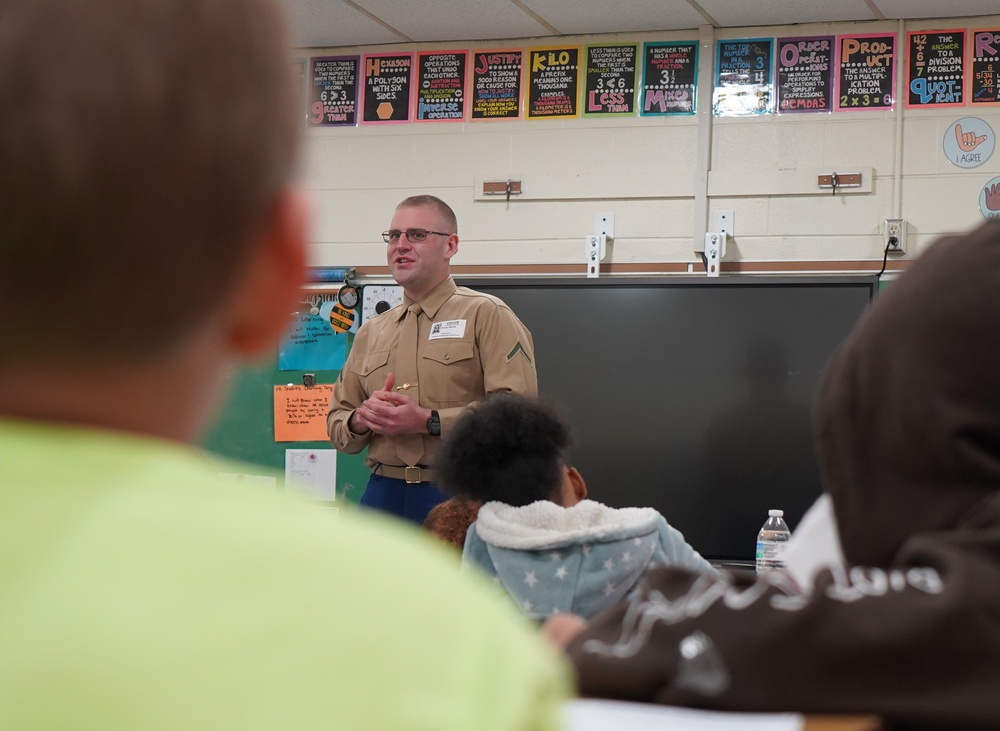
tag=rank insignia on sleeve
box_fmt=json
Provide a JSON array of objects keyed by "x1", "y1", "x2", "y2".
[{"x1": 506, "y1": 341, "x2": 533, "y2": 366}]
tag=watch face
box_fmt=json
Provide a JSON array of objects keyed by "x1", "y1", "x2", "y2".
[
  {"x1": 361, "y1": 284, "x2": 404, "y2": 324},
  {"x1": 337, "y1": 284, "x2": 360, "y2": 309}
]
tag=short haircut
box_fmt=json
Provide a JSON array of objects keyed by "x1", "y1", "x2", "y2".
[
  {"x1": 0, "y1": 0, "x2": 301, "y2": 367},
  {"x1": 397, "y1": 195, "x2": 458, "y2": 234},
  {"x1": 437, "y1": 393, "x2": 571, "y2": 506}
]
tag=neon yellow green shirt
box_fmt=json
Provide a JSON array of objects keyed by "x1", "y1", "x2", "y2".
[{"x1": 0, "y1": 418, "x2": 571, "y2": 730}]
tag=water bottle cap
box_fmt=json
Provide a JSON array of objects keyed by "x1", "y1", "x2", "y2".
[{"x1": 768, "y1": 509, "x2": 784, "y2": 517}]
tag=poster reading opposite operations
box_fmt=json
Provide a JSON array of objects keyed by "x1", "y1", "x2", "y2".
[
  {"x1": 526, "y1": 46, "x2": 581, "y2": 119},
  {"x1": 309, "y1": 56, "x2": 359, "y2": 126},
  {"x1": 970, "y1": 29, "x2": 1000, "y2": 105},
  {"x1": 713, "y1": 39, "x2": 773, "y2": 116},
  {"x1": 471, "y1": 49, "x2": 524, "y2": 120},
  {"x1": 583, "y1": 44, "x2": 638, "y2": 115},
  {"x1": 836, "y1": 33, "x2": 895, "y2": 110},
  {"x1": 361, "y1": 53, "x2": 413, "y2": 124},
  {"x1": 414, "y1": 51, "x2": 468, "y2": 122},
  {"x1": 776, "y1": 36, "x2": 834, "y2": 113},
  {"x1": 640, "y1": 41, "x2": 698, "y2": 115},
  {"x1": 907, "y1": 30, "x2": 965, "y2": 107}
]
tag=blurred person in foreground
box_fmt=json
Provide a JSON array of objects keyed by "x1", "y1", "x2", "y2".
[{"x1": 0, "y1": 0, "x2": 569, "y2": 728}]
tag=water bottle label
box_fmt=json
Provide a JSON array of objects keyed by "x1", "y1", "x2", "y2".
[{"x1": 755, "y1": 540, "x2": 789, "y2": 573}]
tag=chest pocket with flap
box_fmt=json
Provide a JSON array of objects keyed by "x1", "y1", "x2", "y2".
[
  {"x1": 356, "y1": 349, "x2": 390, "y2": 395},
  {"x1": 421, "y1": 340, "x2": 476, "y2": 405}
]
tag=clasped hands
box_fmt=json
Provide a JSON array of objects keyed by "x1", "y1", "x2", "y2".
[{"x1": 351, "y1": 373, "x2": 430, "y2": 436}]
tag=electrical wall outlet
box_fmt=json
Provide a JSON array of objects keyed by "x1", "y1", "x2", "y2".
[{"x1": 884, "y1": 218, "x2": 906, "y2": 254}]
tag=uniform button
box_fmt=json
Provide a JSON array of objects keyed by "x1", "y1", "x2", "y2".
[{"x1": 444, "y1": 354, "x2": 450, "y2": 360}]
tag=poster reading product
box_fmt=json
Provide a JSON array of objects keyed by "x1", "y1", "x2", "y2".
[
  {"x1": 640, "y1": 41, "x2": 698, "y2": 115},
  {"x1": 583, "y1": 44, "x2": 638, "y2": 115},
  {"x1": 309, "y1": 56, "x2": 359, "y2": 126},
  {"x1": 526, "y1": 46, "x2": 581, "y2": 119},
  {"x1": 414, "y1": 51, "x2": 468, "y2": 122},
  {"x1": 361, "y1": 53, "x2": 413, "y2": 123},
  {"x1": 907, "y1": 30, "x2": 965, "y2": 107},
  {"x1": 970, "y1": 29, "x2": 1000, "y2": 105},
  {"x1": 471, "y1": 49, "x2": 523, "y2": 120},
  {"x1": 776, "y1": 36, "x2": 834, "y2": 113},
  {"x1": 713, "y1": 39, "x2": 773, "y2": 116},
  {"x1": 836, "y1": 34, "x2": 895, "y2": 110}
]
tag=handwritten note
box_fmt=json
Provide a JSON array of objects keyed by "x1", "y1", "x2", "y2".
[{"x1": 273, "y1": 384, "x2": 334, "y2": 442}]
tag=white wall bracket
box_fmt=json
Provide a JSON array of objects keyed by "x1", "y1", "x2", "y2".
[
  {"x1": 704, "y1": 233, "x2": 725, "y2": 277},
  {"x1": 697, "y1": 210, "x2": 733, "y2": 277},
  {"x1": 586, "y1": 213, "x2": 614, "y2": 278},
  {"x1": 586, "y1": 235, "x2": 606, "y2": 278}
]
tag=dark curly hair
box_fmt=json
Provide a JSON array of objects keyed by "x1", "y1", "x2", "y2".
[{"x1": 437, "y1": 393, "x2": 572, "y2": 506}]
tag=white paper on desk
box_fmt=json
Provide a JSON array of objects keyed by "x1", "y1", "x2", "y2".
[
  {"x1": 564, "y1": 699, "x2": 803, "y2": 731},
  {"x1": 284, "y1": 448, "x2": 336, "y2": 500}
]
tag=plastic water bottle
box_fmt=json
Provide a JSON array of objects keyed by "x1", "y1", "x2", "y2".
[{"x1": 755, "y1": 509, "x2": 791, "y2": 574}]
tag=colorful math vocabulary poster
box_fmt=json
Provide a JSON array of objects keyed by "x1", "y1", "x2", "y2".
[
  {"x1": 776, "y1": 36, "x2": 834, "y2": 113},
  {"x1": 526, "y1": 46, "x2": 581, "y2": 119},
  {"x1": 836, "y1": 33, "x2": 895, "y2": 110},
  {"x1": 907, "y1": 30, "x2": 965, "y2": 108},
  {"x1": 640, "y1": 41, "x2": 698, "y2": 115},
  {"x1": 309, "y1": 56, "x2": 359, "y2": 126},
  {"x1": 713, "y1": 39, "x2": 773, "y2": 116},
  {"x1": 583, "y1": 44, "x2": 638, "y2": 115},
  {"x1": 414, "y1": 51, "x2": 468, "y2": 122},
  {"x1": 361, "y1": 53, "x2": 413, "y2": 123},
  {"x1": 970, "y1": 29, "x2": 1000, "y2": 105},
  {"x1": 471, "y1": 49, "x2": 524, "y2": 120}
]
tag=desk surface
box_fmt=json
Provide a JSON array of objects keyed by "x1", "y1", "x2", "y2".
[
  {"x1": 564, "y1": 700, "x2": 885, "y2": 731},
  {"x1": 804, "y1": 717, "x2": 884, "y2": 731}
]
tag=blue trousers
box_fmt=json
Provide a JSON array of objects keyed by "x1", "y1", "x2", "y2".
[{"x1": 359, "y1": 473, "x2": 448, "y2": 525}]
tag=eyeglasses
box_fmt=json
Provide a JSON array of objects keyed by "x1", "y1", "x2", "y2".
[{"x1": 382, "y1": 228, "x2": 451, "y2": 244}]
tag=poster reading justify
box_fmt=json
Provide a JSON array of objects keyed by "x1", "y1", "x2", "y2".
[{"x1": 471, "y1": 49, "x2": 523, "y2": 120}]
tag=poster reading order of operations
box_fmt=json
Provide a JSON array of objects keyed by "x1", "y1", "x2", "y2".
[
  {"x1": 713, "y1": 39, "x2": 773, "y2": 116},
  {"x1": 907, "y1": 30, "x2": 965, "y2": 107},
  {"x1": 526, "y1": 46, "x2": 581, "y2": 119},
  {"x1": 414, "y1": 51, "x2": 468, "y2": 122},
  {"x1": 308, "y1": 56, "x2": 359, "y2": 126},
  {"x1": 971, "y1": 29, "x2": 1000, "y2": 105},
  {"x1": 776, "y1": 36, "x2": 834, "y2": 113},
  {"x1": 471, "y1": 49, "x2": 523, "y2": 120},
  {"x1": 836, "y1": 33, "x2": 895, "y2": 110},
  {"x1": 641, "y1": 41, "x2": 698, "y2": 115},
  {"x1": 361, "y1": 53, "x2": 413, "y2": 124},
  {"x1": 583, "y1": 44, "x2": 637, "y2": 115}
]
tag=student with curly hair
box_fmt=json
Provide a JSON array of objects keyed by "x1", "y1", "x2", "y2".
[{"x1": 437, "y1": 393, "x2": 713, "y2": 620}]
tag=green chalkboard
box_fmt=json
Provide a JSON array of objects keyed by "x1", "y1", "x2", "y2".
[{"x1": 200, "y1": 335, "x2": 371, "y2": 504}]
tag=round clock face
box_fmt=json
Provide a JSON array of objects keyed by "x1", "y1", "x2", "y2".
[
  {"x1": 361, "y1": 284, "x2": 404, "y2": 324},
  {"x1": 337, "y1": 284, "x2": 360, "y2": 309}
]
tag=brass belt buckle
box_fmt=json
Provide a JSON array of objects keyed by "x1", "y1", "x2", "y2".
[{"x1": 404, "y1": 466, "x2": 421, "y2": 484}]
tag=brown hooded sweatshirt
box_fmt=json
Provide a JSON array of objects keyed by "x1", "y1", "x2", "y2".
[{"x1": 566, "y1": 221, "x2": 1000, "y2": 730}]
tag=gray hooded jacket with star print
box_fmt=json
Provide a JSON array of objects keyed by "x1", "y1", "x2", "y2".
[{"x1": 462, "y1": 499, "x2": 714, "y2": 620}]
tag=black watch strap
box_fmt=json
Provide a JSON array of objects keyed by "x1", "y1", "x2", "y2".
[{"x1": 426, "y1": 410, "x2": 441, "y2": 436}]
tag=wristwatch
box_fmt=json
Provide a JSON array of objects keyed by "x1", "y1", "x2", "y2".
[{"x1": 426, "y1": 410, "x2": 441, "y2": 436}]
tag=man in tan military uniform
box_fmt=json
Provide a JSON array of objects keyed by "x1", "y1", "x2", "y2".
[{"x1": 328, "y1": 195, "x2": 536, "y2": 523}]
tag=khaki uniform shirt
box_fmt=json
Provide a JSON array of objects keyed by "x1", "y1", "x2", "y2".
[{"x1": 327, "y1": 277, "x2": 537, "y2": 471}]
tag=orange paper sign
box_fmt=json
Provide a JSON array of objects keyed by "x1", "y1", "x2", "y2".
[{"x1": 273, "y1": 384, "x2": 334, "y2": 442}]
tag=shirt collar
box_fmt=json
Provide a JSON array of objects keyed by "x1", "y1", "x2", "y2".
[{"x1": 399, "y1": 276, "x2": 456, "y2": 321}]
